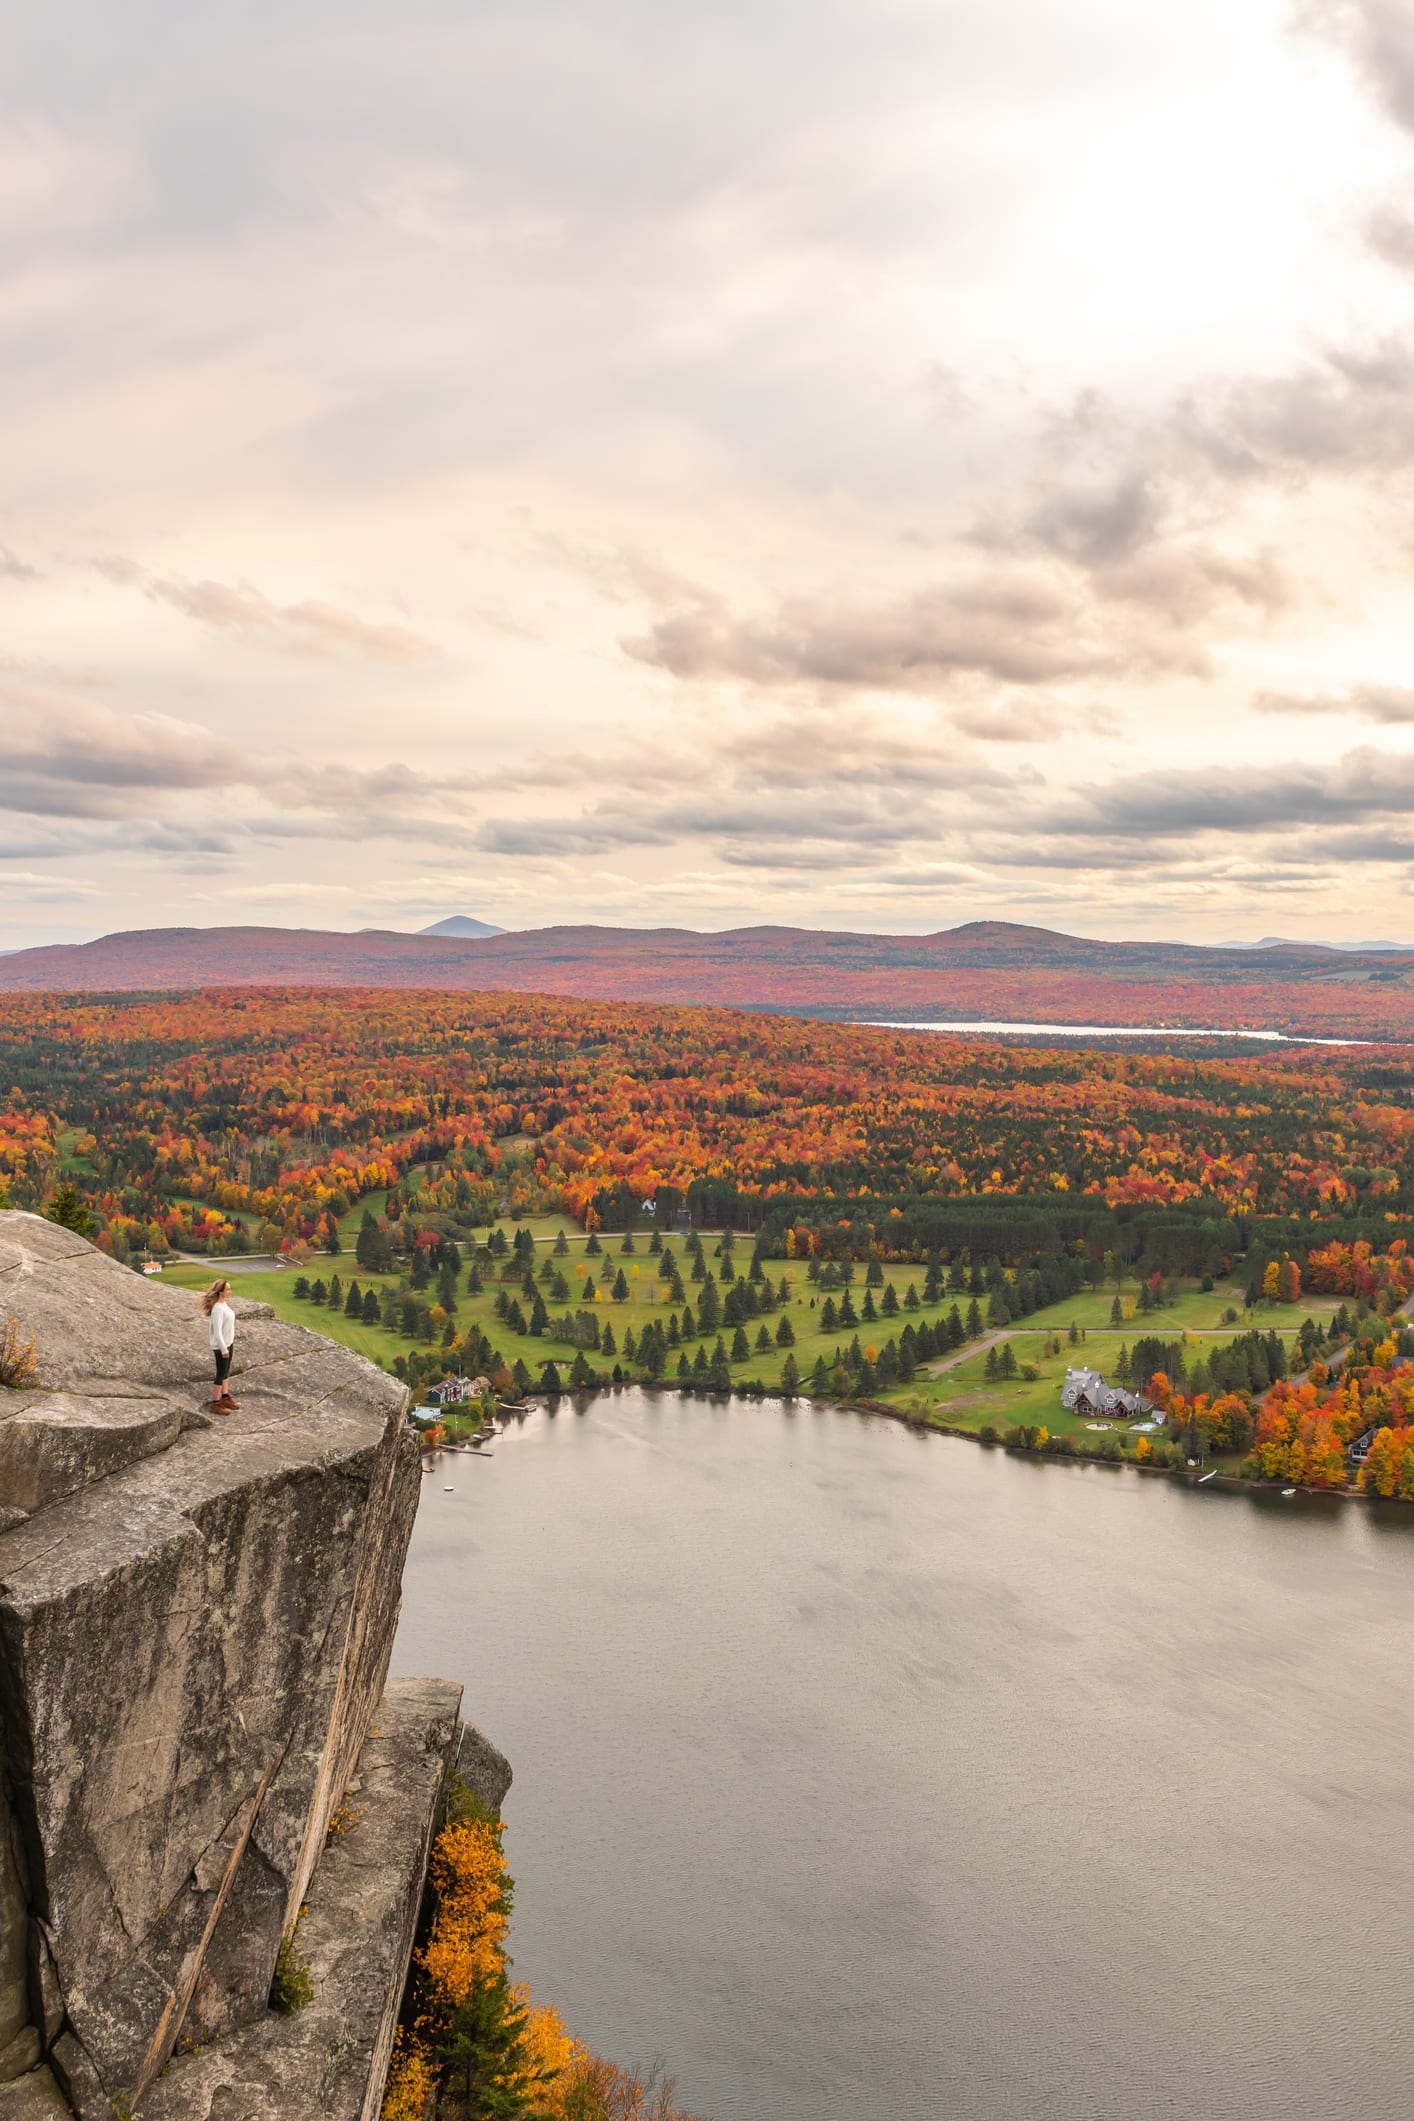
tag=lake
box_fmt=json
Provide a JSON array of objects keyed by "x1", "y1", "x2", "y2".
[
  {"x1": 391, "y1": 1391, "x2": 1414, "y2": 2121},
  {"x1": 870, "y1": 1019, "x2": 1368, "y2": 1046}
]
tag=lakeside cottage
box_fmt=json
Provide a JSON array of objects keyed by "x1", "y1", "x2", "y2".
[{"x1": 1061, "y1": 1367, "x2": 1151, "y2": 1420}]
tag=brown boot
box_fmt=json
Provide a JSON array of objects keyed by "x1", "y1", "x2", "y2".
[
  {"x1": 219, "y1": 1390, "x2": 240, "y2": 1410},
  {"x1": 212, "y1": 1393, "x2": 230, "y2": 1415}
]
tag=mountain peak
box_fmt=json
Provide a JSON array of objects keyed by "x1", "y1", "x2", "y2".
[{"x1": 418, "y1": 914, "x2": 505, "y2": 939}]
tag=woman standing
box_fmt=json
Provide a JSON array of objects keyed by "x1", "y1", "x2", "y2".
[{"x1": 203, "y1": 1279, "x2": 238, "y2": 1412}]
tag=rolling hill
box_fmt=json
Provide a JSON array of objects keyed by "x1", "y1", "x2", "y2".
[{"x1": 2, "y1": 920, "x2": 1414, "y2": 1039}]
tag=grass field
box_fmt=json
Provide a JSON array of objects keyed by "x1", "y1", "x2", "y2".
[{"x1": 159, "y1": 1221, "x2": 1328, "y2": 1432}]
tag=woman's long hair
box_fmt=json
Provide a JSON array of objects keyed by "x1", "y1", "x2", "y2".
[{"x1": 201, "y1": 1279, "x2": 232, "y2": 1316}]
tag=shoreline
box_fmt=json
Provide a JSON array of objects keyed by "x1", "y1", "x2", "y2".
[{"x1": 430, "y1": 1381, "x2": 1388, "y2": 1507}]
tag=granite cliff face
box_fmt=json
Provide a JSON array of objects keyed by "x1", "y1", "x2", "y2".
[{"x1": 0, "y1": 1212, "x2": 499, "y2": 2119}]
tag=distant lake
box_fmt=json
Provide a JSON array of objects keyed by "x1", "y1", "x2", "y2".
[
  {"x1": 393, "y1": 1392, "x2": 1414, "y2": 2121},
  {"x1": 871, "y1": 1019, "x2": 1370, "y2": 1046}
]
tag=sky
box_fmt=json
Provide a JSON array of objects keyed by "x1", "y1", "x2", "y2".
[{"x1": 3, "y1": 0, "x2": 1414, "y2": 949}]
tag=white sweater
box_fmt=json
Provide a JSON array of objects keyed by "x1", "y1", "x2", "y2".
[{"x1": 208, "y1": 1300, "x2": 236, "y2": 1353}]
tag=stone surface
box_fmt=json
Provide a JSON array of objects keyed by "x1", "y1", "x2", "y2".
[
  {"x1": 140, "y1": 1676, "x2": 463, "y2": 2121},
  {"x1": 0, "y1": 2065, "x2": 69, "y2": 2118},
  {"x1": 0, "y1": 1393, "x2": 183, "y2": 1514},
  {"x1": 0, "y1": 1212, "x2": 422, "y2": 2115},
  {"x1": 455, "y1": 1720, "x2": 513, "y2": 1812}
]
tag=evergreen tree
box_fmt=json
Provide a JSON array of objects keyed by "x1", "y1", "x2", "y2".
[
  {"x1": 903, "y1": 1283, "x2": 920, "y2": 1312},
  {"x1": 881, "y1": 1284, "x2": 899, "y2": 1317},
  {"x1": 541, "y1": 1361, "x2": 563, "y2": 1393},
  {"x1": 600, "y1": 1323, "x2": 616, "y2": 1356},
  {"x1": 731, "y1": 1326, "x2": 750, "y2": 1361},
  {"x1": 612, "y1": 1268, "x2": 629, "y2": 1302},
  {"x1": 697, "y1": 1275, "x2": 721, "y2": 1333},
  {"x1": 45, "y1": 1182, "x2": 93, "y2": 1237},
  {"x1": 327, "y1": 1274, "x2": 343, "y2": 1311},
  {"x1": 984, "y1": 1345, "x2": 1000, "y2": 1381},
  {"x1": 998, "y1": 1341, "x2": 1018, "y2": 1379},
  {"x1": 293, "y1": 1276, "x2": 310, "y2": 1300},
  {"x1": 345, "y1": 1279, "x2": 362, "y2": 1316},
  {"x1": 781, "y1": 1353, "x2": 800, "y2": 1395},
  {"x1": 775, "y1": 1315, "x2": 795, "y2": 1347},
  {"x1": 966, "y1": 1298, "x2": 983, "y2": 1338},
  {"x1": 810, "y1": 1355, "x2": 829, "y2": 1392},
  {"x1": 553, "y1": 1227, "x2": 569, "y2": 1256},
  {"x1": 585, "y1": 1232, "x2": 602, "y2": 1256}
]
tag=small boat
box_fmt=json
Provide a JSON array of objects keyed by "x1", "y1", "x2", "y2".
[
  {"x1": 443, "y1": 1485, "x2": 455, "y2": 1493},
  {"x1": 1197, "y1": 1470, "x2": 1216, "y2": 1484},
  {"x1": 1281, "y1": 1486, "x2": 1297, "y2": 1497}
]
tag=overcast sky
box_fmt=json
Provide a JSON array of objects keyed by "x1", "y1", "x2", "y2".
[{"x1": 3, "y1": 0, "x2": 1414, "y2": 947}]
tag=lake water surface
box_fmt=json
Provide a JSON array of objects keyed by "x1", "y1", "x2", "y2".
[{"x1": 391, "y1": 1391, "x2": 1414, "y2": 2121}]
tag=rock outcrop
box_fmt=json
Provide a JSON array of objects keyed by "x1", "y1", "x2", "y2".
[{"x1": 0, "y1": 1212, "x2": 480, "y2": 2120}]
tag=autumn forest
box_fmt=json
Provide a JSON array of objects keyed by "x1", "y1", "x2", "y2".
[{"x1": 2, "y1": 987, "x2": 1413, "y2": 1496}]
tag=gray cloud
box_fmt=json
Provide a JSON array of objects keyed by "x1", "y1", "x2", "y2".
[
  {"x1": 96, "y1": 560, "x2": 440, "y2": 664},
  {"x1": 1048, "y1": 743, "x2": 1414, "y2": 840},
  {"x1": 1299, "y1": 1, "x2": 1414, "y2": 135},
  {"x1": 1254, "y1": 683, "x2": 1414, "y2": 722},
  {"x1": 621, "y1": 575, "x2": 1114, "y2": 692}
]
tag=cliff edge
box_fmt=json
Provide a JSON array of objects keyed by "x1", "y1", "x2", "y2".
[{"x1": 0, "y1": 1212, "x2": 491, "y2": 2120}]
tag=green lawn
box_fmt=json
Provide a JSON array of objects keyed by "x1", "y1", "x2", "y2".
[
  {"x1": 1019, "y1": 1279, "x2": 1343, "y2": 1335},
  {"x1": 900, "y1": 1327, "x2": 1278, "y2": 1438}
]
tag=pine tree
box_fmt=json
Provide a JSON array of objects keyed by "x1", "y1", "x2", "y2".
[
  {"x1": 984, "y1": 1345, "x2": 999, "y2": 1380},
  {"x1": 553, "y1": 1228, "x2": 569, "y2": 1256},
  {"x1": 781, "y1": 1353, "x2": 800, "y2": 1395},
  {"x1": 731, "y1": 1326, "x2": 749, "y2": 1361},
  {"x1": 45, "y1": 1182, "x2": 93, "y2": 1237},
  {"x1": 612, "y1": 1268, "x2": 629, "y2": 1302}
]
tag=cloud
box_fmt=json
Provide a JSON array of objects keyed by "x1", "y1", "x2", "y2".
[
  {"x1": 0, "y1": 870, "x2": 100, "y2": 903},
  {"x1": 1298, "y1": 1, "x2": 1414, "y2": 136},
  {"x1": 1254, "y1": 683, "x2": 1414, "y2": 722},
  {"x1": 96, "y1": 561, "x2": 441, "y2": 663},
  {"x1": 0, "y1": 548, "x2": 36, "y2": 580},
  {"x1": 621, "y1": 574, "x2": 1115, "y2": 692},
  {"x1": 1047, "y1": 743, "x2": 1414, "y2": 839},
  {"x1": 1364, "y1": 199, "x2": 1414, "y2": 269}
]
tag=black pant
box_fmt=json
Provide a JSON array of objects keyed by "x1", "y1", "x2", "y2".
[{"x1": 214, "y1": 1347, "x2": 233, "y2": 1388}]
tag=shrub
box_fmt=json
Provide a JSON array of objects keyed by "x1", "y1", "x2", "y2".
[
  {"x1": 270, "y1": 1925, "x2": 314, "y2": 2014},
  {"x1": 1019, "y1": 1362, "x2": 1039, "y2": 1382},
  {"x1": 0, "y1": 1316, "x2": 39, "y2": 1391},
  {"x1": 978, "y1": 1423, "x2": 999, "y2": 1446}
]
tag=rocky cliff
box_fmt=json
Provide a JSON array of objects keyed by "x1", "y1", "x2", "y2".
[{"x1": 0, "y1": 1212, "x2": 499, "y2": 2119}]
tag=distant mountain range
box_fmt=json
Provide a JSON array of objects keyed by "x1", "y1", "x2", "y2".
[{"x1": 3, "y1": 919, "x2": 1414, "y2": 1039}]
